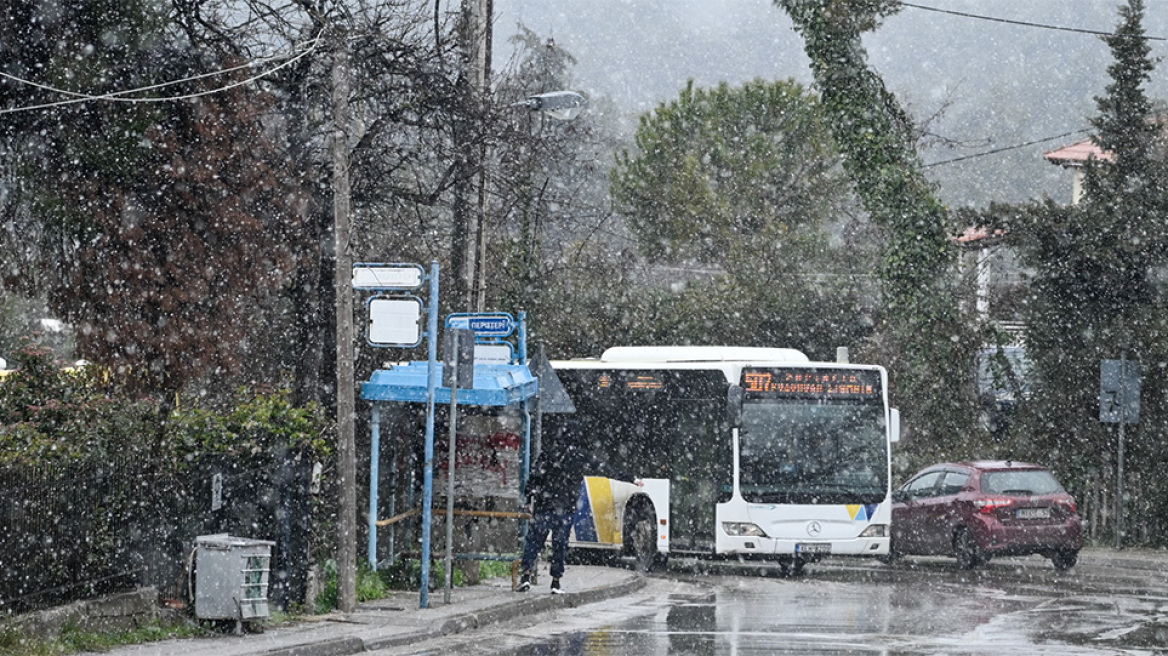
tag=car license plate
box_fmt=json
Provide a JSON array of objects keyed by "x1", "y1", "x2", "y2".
[
  {"x1": 796, "y1": 543, "x2": 831, "y2": 555},
  {"x1": 1016, "y1": 507, "x2": 1051, "y2": 520}
]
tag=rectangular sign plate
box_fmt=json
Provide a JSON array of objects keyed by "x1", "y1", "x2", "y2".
[
  {"x1": 446, "y1": 313, "x2": 515, "y2": 338},
  {"x1": 368, "y1": 297, "x2": 423, "y2": 346},
  {"x1": 353, "y1": 264, "x2": 423, "y2": 290}
]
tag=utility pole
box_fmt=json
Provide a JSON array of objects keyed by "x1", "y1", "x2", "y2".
[
  {"x1": 450, "y1": 0, "x2": 492, "y2": 311},
  {"x1": 331, "y1": 35, "x2": 357, "y2": 614}
]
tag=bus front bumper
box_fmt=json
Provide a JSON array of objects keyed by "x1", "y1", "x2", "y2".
[{"x1": 717, "y1": 532, "x2": 890, "y2": 557}]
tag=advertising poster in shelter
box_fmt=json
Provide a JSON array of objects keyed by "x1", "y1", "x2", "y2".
[{"x1": 435, "y1": 414, "x2": 523, "y2": 499}]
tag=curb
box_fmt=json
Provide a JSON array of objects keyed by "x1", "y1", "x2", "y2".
[
  {"x1": 1079, "y1": 554, "x2": 1168, "y2": 572},
  {"x1": 264, "y1": 637, "x2": 365, "y2": 656},
  {"x1": 265, "y1": 576, "x2": 647, "y2": 656}
]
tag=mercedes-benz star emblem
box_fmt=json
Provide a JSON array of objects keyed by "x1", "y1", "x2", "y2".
[{"x1": 806, "y1": 521, "x2": 822, "y2": 537}]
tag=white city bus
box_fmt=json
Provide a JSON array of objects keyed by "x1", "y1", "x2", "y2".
[{"x1": 549, "y1": 346, "x2": 898, "y2": 574}]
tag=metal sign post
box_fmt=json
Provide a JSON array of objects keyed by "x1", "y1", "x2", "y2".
[
  {"x1": 351, "y1": 261, "x2": 441, "y2": 608},
  {"x1": 444, "y1": 329, "x2": 462, "y2": 604},
  {"x1": 1100, "y1": 356, "x2": 1140, "y2": 549}
]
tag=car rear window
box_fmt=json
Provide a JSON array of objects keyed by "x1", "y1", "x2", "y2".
[{"x1": 981, "y1": 470, "x2": 1064, "y2": 495}]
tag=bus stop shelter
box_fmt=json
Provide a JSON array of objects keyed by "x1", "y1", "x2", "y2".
[{"x1": 361, "y1": 359, "x2": 539, "y2": 605}]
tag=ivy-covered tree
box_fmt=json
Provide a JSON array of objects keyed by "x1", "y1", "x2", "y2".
[{"x1": 776, "y1": 0, "x2": 978, "y2": 463}]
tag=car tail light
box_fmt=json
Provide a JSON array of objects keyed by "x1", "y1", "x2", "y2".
[
  {"x1": 974, "y1": 497, "x2": 1014, "y2": 514},
  {"x1": 1056, "y1": 497, "x2": 1077, "y2": 513}
]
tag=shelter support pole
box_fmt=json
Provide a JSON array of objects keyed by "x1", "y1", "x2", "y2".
[
  {"x1": 369, "y1": 403, "x2": 381, "y2": 568},
  {"x1": 420, "y1": 261, "x2": 440, "y2": 608}
]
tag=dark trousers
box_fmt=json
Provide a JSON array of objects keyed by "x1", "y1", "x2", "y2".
[{"x1": 520, "y1": 507, "x2": 574, "y2": 579}]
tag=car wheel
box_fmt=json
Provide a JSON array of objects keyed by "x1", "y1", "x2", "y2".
[
  {"x1": 1051, "y1": 549, "x2": 1078, "y2": 571},
  {"x1": 877, "y1": 535, "x2": 901, "y2": 565},
  {"x1": 953, "y1": 528, "x2": 984, "y2": 570}
]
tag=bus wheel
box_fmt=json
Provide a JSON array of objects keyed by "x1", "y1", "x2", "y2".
[
  {"x1": 625, "y1": 506, "x2": 658, "y2": 573},
  {"x1": 779, "y1": 557, "x2": 805, "y2": 577}
]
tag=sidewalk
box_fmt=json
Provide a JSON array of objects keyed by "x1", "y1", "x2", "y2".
[
  {"x1": 1077, "y1": 545, "x2": 1168, "y2": 571},
  {"x1": 106, "y1": 566, "x2": 645, "y2": 656}
]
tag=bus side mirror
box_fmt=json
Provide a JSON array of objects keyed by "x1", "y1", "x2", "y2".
[
  {"x1": 889, "y1": 408, "x2": 901, "y2": 443},
  {"x1": 727, "y1": 385, "x2": 744, "y2": 428}
]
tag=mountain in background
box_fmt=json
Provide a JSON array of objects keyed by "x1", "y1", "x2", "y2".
[{"x1": 493, "y1": 0, "x2": 1168, "y2": 208}]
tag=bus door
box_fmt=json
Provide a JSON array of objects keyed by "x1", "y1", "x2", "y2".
[{"x1": 665, "y1": 398, "x2": 727, "y2": 553}]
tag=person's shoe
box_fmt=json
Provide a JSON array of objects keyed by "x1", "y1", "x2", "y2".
[
  {"x1": 550, "y1": 578, "x2": 565, "y2": 594},
  {"x1": 516, "y1": 573, "x2": 531, "y2": 592}
]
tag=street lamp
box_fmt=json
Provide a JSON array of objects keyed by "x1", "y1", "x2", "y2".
[{"x1": 510, "y1": 90, "x2": 588, "y2": 121}]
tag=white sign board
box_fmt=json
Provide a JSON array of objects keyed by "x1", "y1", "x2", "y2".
[
  {"x1": 475, "y1": 343, "x2": 513, "y2": 364},
  {"x1": 353, "y1": 265, "x2": 423, "y2": 290},
  {"x1": 368, "y1": 297, "x2": 423, "y2": 346}
]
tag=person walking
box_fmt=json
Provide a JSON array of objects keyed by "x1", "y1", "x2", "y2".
[{"x1": 516, "y1": 419, "x2": 632, "y2": 594}]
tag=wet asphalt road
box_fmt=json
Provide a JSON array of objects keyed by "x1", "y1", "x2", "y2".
[{"x1": 372, "y1": 556, "x2": 1168, "y2": 655}]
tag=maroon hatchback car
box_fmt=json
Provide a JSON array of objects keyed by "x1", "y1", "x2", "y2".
[{"x1": 889, "y1": 461, "x2": 1083, "y2": 570}]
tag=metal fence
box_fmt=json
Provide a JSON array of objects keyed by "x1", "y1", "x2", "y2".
[{"x1": 0, "y1": 448, "x2": 319, "y2": 616}]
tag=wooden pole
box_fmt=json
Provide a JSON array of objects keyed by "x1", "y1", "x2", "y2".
[{"x1": 332, "y1": 34, "x2": 357, "y2": 614}]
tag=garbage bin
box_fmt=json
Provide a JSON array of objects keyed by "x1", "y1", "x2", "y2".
[{"x1": 194, "y1": 534, "x2": 275, "y2": 631}]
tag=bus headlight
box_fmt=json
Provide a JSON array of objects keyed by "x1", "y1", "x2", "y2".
[
  {"x1": 722, "y1": 522, "x2": 767, "y2": 537},
  {"x1": 859, "y1": 524, "x2": 888, "y2": 538}
]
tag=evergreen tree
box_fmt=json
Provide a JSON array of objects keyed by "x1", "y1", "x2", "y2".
[
  {"x1": 611, "y1": 78, "x2": 847, "y2": 269},
  {"x1": 486, "y1": 28, "x2": 622, "y2": 341},
  {"x1": 978, "y1": 0, "x2": 1168, "y2": 544},
  {"x1": 604, "y1": 77, "x2": 874, "y2": 360}
]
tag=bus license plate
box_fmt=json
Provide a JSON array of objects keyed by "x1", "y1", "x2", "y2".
[
  {"x1": 1016, "y1": 507, "x2": 1051, "y2": 520},
  {"x1": 796, "y1": 543, "x2": 831, "y2": 555}
]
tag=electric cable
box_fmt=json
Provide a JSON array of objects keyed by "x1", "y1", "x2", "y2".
[
  {"x1": 0, "y1": 34, "x2": 322, "y2": 115},
  {"x1": 925, "y1": 128, "x2": 1092, "y2": 167},
  {"x1": 900, "y1": 2, "x2": 1167, "y2": 41}
]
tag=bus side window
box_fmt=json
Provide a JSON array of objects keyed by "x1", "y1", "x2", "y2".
[{"x1": 727, "y1": 385, "x2": 744, "y2": 428}]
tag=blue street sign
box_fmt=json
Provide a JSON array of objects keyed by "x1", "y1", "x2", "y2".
[
  {"x1": 446, "y1": 312, "x2": 515, "y2": 338},
  {"x1": 1100, "y1": 358, "x2": 1140, "y2": 424}
]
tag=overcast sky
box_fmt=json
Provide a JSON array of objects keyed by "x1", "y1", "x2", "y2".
[{"x1": 492, "y1": 1, "x2": 1168, "y2": 207}]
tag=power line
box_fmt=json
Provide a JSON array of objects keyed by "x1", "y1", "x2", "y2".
[
  {"x1": 924, "y1": 128, "x2": 1091, "y2": 167},
  {"x1": 0, "y1": 35, "x2": 322, "y2": 115},
  {"x1": 900, "y1": 2, "x2": 1167, "y2": 41}
]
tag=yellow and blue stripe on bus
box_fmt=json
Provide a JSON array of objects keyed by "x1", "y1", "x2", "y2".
[{"x1": 572, "y1": 476, "x2": 623, "y2": 546}]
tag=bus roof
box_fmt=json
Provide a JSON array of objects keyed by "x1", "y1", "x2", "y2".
[{"x1": 598, "y1": 346, "x2": 810, "y2": 364}]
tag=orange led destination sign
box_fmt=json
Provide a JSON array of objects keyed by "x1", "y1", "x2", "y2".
[
  {"x1": 742, "y1": 369, "x2": 881, "y2": 400},
  {"x1": 596, "y1": 372, "x2": 665, "y2": 391}
]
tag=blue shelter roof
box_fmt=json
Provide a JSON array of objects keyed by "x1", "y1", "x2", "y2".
[{"x1": 361, "y1": 362, "x2": 539, "y2": 406}]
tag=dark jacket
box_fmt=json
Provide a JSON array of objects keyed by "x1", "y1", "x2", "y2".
[{"x1": 526, "y1": 423, "x2": 631, "y2": 512}]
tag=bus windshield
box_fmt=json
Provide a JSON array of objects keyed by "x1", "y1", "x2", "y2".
[{"x1": 739, "y1": 401, "x2": 887, "y2": 505}]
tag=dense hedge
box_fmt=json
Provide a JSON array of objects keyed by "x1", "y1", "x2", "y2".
[{"x1": 0, "y1": 346, "x2": 333, "y2": 613}]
